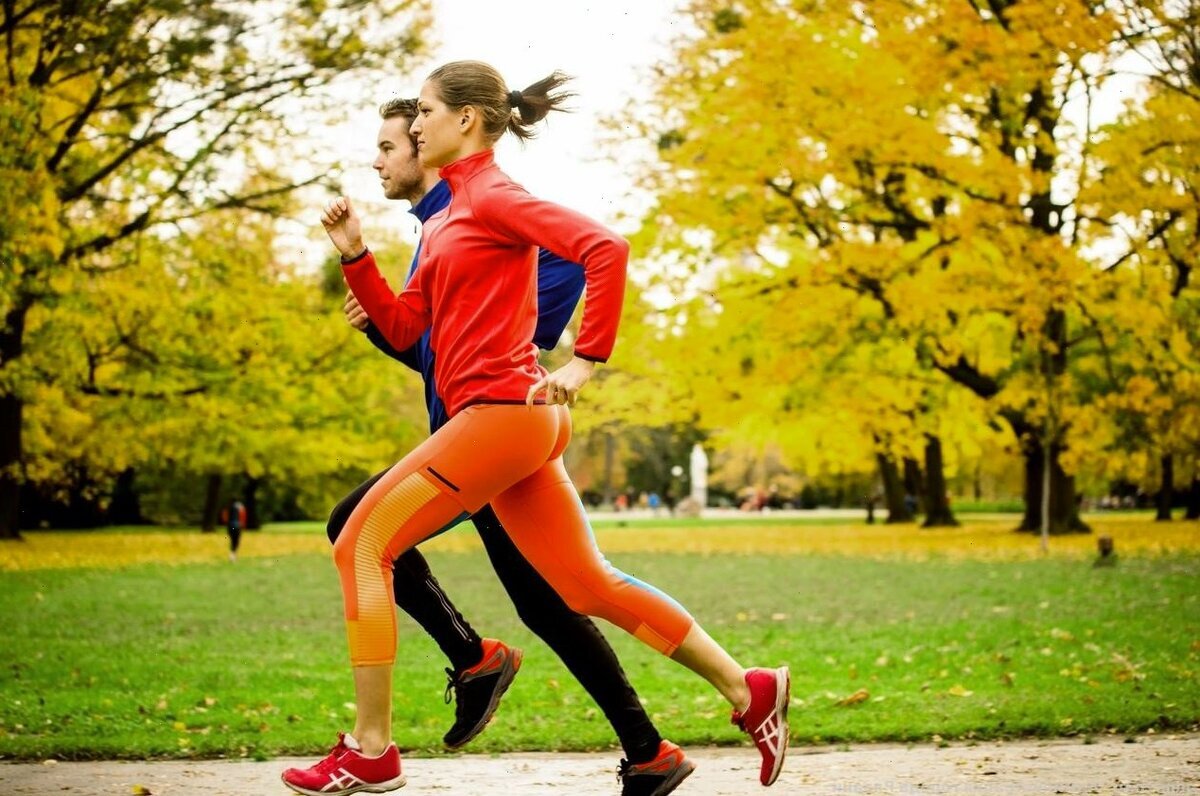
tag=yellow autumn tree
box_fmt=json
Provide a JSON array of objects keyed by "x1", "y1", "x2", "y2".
[
  {"x1": 1076, "y1": 0, "x2": 1200, "y2": 520},
  {"x1": 0, "y1": 0, "x2": 432, "y2": 536},
  {"x1": 625, "y1": 0, "x2": 1187, "y2": 533},
  {"x1": 20, "y1": 206, "x2": 428, "y2": 528}
]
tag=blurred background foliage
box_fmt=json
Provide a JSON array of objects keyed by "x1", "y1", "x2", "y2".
[{"x1": 1, "y1": 0, "x2": 1197, "y2": 536}]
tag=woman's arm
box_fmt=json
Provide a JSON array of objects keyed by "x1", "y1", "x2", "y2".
[
  {"x1": 341, "y1": 251, "x2": 432, "y2": 353},
  {"x1": 478, "y1": 185, "x2": 628, "y2": 364},
  {"x1": 321, "y1": 196, "x2": 431, "y2": 352}
]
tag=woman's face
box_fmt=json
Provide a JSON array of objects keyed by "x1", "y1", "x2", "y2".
[{"x1": 411, "y1": 80, "x2": 462, "y2": 168}]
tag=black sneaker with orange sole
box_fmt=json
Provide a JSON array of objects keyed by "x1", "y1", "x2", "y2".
[
  {"x1": 442, "y1": 637, "x2": 524, "y2": 748},
  {"x1": 618, "y1": 739, "x2": 696, "y2": 796}
]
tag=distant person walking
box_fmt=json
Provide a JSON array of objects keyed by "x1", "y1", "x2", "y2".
[{"x1": 222, "y1": 499, "x2": 246, "y2": 562}]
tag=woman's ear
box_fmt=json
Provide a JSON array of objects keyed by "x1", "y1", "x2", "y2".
[{"x1": 458, "y1": 105, "x2": 477, "y2": 134}]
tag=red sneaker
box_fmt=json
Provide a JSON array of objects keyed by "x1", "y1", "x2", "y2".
[
  {"x1": 731, "y1": 666, "x2": 790, "y2": 786},
  {"x1": 281, "y1": 732, "x2": 406, "y2": 795}
]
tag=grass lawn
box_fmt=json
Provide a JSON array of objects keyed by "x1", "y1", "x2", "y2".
[{"x1": 0, "y1": 516, "x2": 1197, "y2": 761}]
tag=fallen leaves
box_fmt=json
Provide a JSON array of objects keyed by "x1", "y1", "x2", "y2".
[
  {"x1": 836, "y1": 688, "x2": 870, "y2": 707},
  {"x1": 6, "y1": 517, "x2": 1200, "y2": 571}
]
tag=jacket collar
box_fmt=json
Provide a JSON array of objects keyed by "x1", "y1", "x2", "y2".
[
  {"x1": 408, "y1": 179, "x2": 451, "y2": 223},
  {"x1": 437, "y1": 148, "x2": 495, "y2": 191}
]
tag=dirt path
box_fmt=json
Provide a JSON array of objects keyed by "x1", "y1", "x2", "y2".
[{"x1": 2, "y1": 735, "x2": 1197, "y2": 795}]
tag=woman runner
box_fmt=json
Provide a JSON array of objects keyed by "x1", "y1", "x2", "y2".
[{"x1": 283, "y1": 61, "x2": 790, "y2": 795}]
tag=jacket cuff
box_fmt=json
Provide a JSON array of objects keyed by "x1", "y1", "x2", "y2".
[
  {"x1": 341, "y1": 247, "x2": 370, "y2": 265},
  {"x1": 574, "y1": 350, "x2": 608, "y2": 364}
]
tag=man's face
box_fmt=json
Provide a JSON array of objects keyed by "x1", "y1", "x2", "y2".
[{"x1": 372, "y1": 115, "x2": 422, "y2": 200}]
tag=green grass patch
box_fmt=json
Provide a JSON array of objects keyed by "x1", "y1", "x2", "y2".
[
  {"x1": 263, "y1": 514, "x2": 914, "y2": 535},
  {"x1": 944, "y1": 499, "x2": 1025, "y2": 513},
  {"x1": 1, "y1": 548, "x2": 1197, "y2": 761}
]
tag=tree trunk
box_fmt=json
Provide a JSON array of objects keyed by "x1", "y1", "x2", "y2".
[
  {"x1": 107, "y1": 467, "x2": 145, "y2": 525},
  {"x1": 877, "y1": 453, "x2": 914, "y2": 523},
  {"x1": 1185, "y1": 476, "x2": 1200, "y2": 521},
  {"x1": 201, "y1": 474, "x2": 222, "y2": 532},
  {"x1": 243, "y1": 476, "x2": 262, "y2": 530},
  {"x1": 1155, "y1": 454, "x2": 1173, "y2": 521},
  {"x1": 1017, "y1": 436, "x2": 1089, "y2": 534},
  {"x1": 922, "y1": 435, "x2": 959, "y2": 527},
  {"x1": 0, "y1": 303, "x2": 28, "y2": 540},
  {"x1": 603, "y1": 430, "x2": 616, "y2": 505},
  {"x1": 903, "y1": 457, "x2": 926, "y2": 515}
]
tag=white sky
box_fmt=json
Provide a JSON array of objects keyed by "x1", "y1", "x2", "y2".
[
  {"x1": 328, "y1": 0, "x2": 686, "y2": 241},
  {"x1": 304, "y1": 1, "x2": 1150, "y2": 275}
]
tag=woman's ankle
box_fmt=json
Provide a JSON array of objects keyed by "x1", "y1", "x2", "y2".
[{"x1": 350, "y1": 729, "x2": 391, "y2": 757}]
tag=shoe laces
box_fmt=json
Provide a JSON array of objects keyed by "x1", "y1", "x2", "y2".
[
  {"x1": 444, "y1": 667, "x2": 462, "y2": 706},
  {"x1": 730, "y1": 708, "x2": 747, "y2": 731},
  {"x1": 616, "y1": 758, "x2": 633, "y2": 781},
  {"x1": 311, "y1": 734, "x2": 351, "y2": 773}
]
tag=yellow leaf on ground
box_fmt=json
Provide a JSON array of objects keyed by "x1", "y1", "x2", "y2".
[{"x1": 836, "y1": 688, "x2": 870, "y2": 706}]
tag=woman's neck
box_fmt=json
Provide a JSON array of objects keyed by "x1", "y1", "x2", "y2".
[{"x1": 448, "y1": 138, "x2": 489, "y2": 164}]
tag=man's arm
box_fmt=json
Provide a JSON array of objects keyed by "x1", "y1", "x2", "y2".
[
  {"x1": 532, "y1": 248, "x2": 585, "y2": 350},
  {"x1": 365, "y1": 322, "x2": 422, "y2": 371},
  {"x1": 345, "y1": 289, "x2": 421, "y2": 372}
]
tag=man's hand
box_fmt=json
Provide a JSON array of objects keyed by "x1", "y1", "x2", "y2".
[
  {"x1": 526, "y1": 356, "x2": 596, "y2": 407},
  {"x1": 320, "y1": 196, "x2": 365, "y2": 259},
  {"x1": 344, "y1": 290, "x2": 369, "y2": 331}
]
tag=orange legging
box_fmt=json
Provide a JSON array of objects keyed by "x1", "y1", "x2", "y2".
[{"x1": 333, "y1": 403, "x2": 695, "y2": 666}]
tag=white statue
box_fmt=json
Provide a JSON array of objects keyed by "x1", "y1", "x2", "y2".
[{"x1": 689, "y1": 443, "x2": 708, "y2": 507}]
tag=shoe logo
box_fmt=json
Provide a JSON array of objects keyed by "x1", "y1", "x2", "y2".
[
  {"x1": 324, "y1": 769, "x2": 365, "y2": 792},
  {"x1": 753, "y1": 712, "x2": 787, "y2": 758}
]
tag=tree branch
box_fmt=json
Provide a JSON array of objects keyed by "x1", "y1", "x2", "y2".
[
  {"x1": 1073, "y1": 298, "x2": 1118, "y2": 387},
  {"x1": 45, "y1": 76, "x2": 108, "y2": 172},
  {"x1": 57, "y1": 71, "x2": 310, "y2": 203},
  {"x1": 80, "y1": 382, "x2": 210, "y2": 399},
  {"x1": 1100, "y1": 210, "x2": 1181, "y2": 272},
  {"x1": 764, "y1": 178, "x2": 837, "y2": 246},
  {"x1": 935, "y1": 354, "x2": 1001, "y2": 399},
  {"x1": 60, "y1": 210, "x2": 151, "y2": 262}
]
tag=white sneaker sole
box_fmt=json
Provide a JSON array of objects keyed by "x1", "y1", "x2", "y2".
[
  {"x1": 281, "y1": 772, "x2": 407, "y2": 795},
  {"x1": 763, "y1": 665, "x2": 790, "y2": 786}
]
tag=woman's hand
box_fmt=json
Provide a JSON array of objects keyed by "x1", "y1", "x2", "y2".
[
  {"x1": 526, "y1": 356, "x2": 596, "y2": 407},
  {"x1": 320, "y1": 196, "x2": 365, "y2": 259}
]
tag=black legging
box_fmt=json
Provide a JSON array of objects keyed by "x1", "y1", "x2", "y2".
[{"x1": 327, "y1": 469, "x2": 661, "y2": 762}]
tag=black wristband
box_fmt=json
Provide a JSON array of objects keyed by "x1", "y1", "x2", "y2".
[{"x1": 341, "y1": 247, "x2": 369, "y2": 264}]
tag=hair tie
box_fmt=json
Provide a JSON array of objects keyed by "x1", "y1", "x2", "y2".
[{"x1": 507, "y1": 89, "x2": 523, "y2": 108}]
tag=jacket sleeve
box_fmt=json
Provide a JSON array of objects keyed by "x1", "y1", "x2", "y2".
[
  {"x1": 341, "y1": 250, "x2": 431, "y2": 354},
  {"x1": 532, "y1": 249, "x2": 585, "y2": 351},
  {"x1": 364, "y1": 323, "x2": 422, "y2": 372},
  {"x1": 476, "y1": 185, "x2": 627, "y2": 363}
]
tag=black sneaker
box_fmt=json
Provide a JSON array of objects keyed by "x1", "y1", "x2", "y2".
[
  {"x1": 619, "y1": 740, "x2": 696, "y2": 796},
  {"x1": 442, "y1": 638, "x2": 523, "y2": 748}
]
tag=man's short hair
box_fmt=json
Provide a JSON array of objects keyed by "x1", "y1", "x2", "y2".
[{"x1": 380, "y1": 97, "x2": 418, "y2": 121}]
